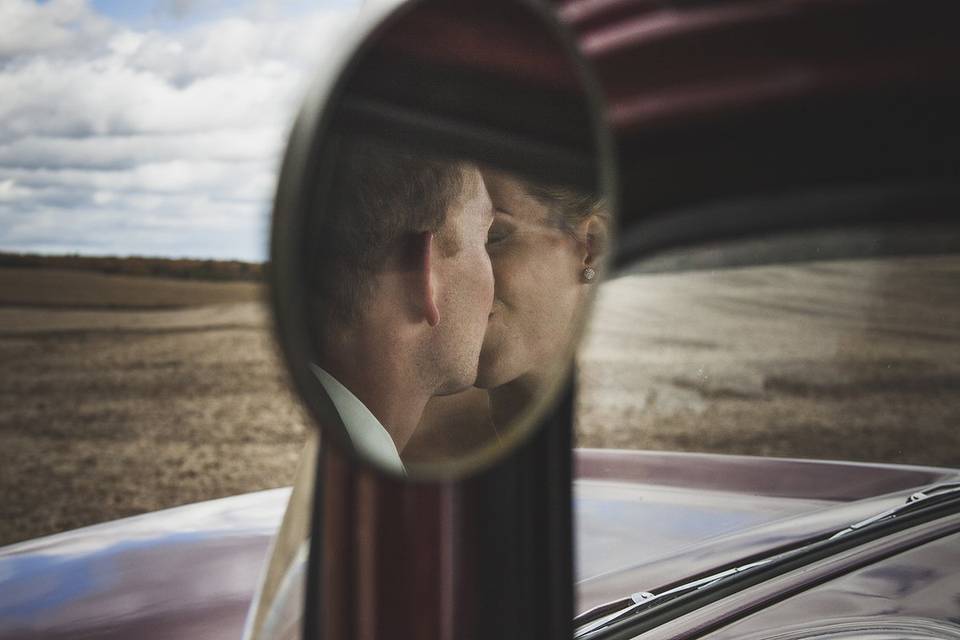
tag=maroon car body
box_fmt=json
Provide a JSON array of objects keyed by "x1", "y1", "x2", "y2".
[{"x1": 2, "y1": 450, "x2": 959, "y2": 639}]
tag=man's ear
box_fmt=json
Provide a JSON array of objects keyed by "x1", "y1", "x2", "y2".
[
  {"x1": 418, "y1": 231, "x2": 441, "y2": 327},
  {"x1": 580, "y1": 215, "x2": 609, "y2": 269}
]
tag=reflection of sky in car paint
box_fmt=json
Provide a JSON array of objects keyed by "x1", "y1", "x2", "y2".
[
  {"x1": 574, "y1": 483, "x2": 830, "y2": 582},
  {"x1": 0, "y1": 0, "x2": 362, "y2": 260},
  {"x1": 0, "y1": 534, "x2": 203, "y2": 620},
  {"x1": 0, "y1": 489, "x2": 288, "y2": 627}
]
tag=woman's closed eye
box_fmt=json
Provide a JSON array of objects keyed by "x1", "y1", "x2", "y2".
[{"x1": 487, "y1": 219, "x2": 515, "y2": 245}]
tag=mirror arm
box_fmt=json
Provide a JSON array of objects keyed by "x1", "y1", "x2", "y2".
[{"x1": 305, "y1": 376, "x2": 576, "y2": 639}]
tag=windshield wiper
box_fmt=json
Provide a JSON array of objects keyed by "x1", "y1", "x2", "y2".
[
  {"x1": 574, "y1": 559, "x2": 774, "y2": 638},
  {"x1": 828, "y1": 482, "x2": 960, "y2": 540},
  {"x1": 574, "y1": 481, "x2": 960, "y2": 639}
]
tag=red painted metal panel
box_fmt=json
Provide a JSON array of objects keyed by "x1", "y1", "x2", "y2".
[{"x1": 560, "y1": 0, "x2": 960, "y2": 133}]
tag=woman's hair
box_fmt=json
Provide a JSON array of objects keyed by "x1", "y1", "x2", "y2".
[{"x1": 522, "y1": 182, "x2": 608, "y2": 241}]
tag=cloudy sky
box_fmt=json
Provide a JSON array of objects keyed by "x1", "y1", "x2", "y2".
[{"x1": 0, "y1": 0, "x2": 367, "y2": 261}]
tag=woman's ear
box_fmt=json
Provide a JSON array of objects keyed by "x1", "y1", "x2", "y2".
[
  {"x1": 580, "y1": 215, "x2": 609, "y2": 268},
  {"x1": 418, "y1": 231, "x2": 441, "y2": 327}
]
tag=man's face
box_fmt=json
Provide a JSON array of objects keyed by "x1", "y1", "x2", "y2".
[{"x1": 429, "y1": 166, "x2": 495, "y2": 395}]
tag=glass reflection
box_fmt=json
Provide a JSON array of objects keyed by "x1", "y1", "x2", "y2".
[{"x1": 306, "y1": 138, "x2": 606, "y2": 470}]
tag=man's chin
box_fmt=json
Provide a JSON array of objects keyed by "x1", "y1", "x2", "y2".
[
  {"x1": 434, "y1": 384, "x2": 472, "y2": 397},
  {"x1": 473, "y1": 356, "x2": 508, "y2": 390},
  {"x1": 434, "y1": 352, "x2": 484, "y2": 396},
  {"x1": 472, "y1": 376, "x2": 494, "y2": 390},
  {"x1": 435, "y1": 367, "x2": 478, "y2": 396}
]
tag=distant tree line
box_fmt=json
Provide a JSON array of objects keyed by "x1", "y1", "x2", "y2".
[{"x1": 0, "y1": 252, "x2": 265, "y2": 282}]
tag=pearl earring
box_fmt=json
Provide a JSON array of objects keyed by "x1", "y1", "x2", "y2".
[{"x1": 582, "y1": 267, "x2": 596, "y2": 282}]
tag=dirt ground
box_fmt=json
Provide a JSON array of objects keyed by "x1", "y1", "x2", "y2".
[
  {"x1": 577, "y1": 255, "x2": 960, "y2": 467},
  {"x1": 2, "y1": 256, "x2": 959, "y2": 546},
  {"x1": 0, "y1": 268, "x2": 310, "y2": 546}
]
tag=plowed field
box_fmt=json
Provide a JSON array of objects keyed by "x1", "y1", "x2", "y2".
[{"x1": 3, "y1": 255, "x2": 958, "y2": 546}]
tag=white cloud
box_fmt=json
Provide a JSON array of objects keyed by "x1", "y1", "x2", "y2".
[
  {"x1": 0, "y1": 178, "x2": 33, "y2": 202},
  {"x1": 0, "y1": 0, "x2": 114, "y2": 61},
  {"x1": 0, "y1": 0, "x2": 360, "y2": 260},
  {"x1": 0, "y1": 127, "x2": 284, "y2": 170}
]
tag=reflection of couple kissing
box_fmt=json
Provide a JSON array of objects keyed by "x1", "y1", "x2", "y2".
[{"x1": 308, "y1": 136, "x2": 606, "y2": 471}]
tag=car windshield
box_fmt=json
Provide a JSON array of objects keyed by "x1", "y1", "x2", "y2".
[{"x1": 573, "y1": 222, "x2": 960, "y2": 612}]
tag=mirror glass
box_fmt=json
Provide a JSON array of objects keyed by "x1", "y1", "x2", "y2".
[{"x1": 271, "y1": 0, "x2": 611, "y2": 478}]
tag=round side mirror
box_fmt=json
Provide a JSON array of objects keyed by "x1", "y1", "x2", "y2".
[{"x1": 270, "y1": 0, "x2": 614, "y2": 479}]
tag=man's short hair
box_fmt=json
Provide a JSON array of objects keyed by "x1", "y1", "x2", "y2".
[{"x1": 309, "y1": 136, "x2": 468, "y2": 327}]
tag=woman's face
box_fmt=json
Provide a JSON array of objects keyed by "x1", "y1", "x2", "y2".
[{"x1": 475, "y1": 170, "x2": 589, "y2": 390}]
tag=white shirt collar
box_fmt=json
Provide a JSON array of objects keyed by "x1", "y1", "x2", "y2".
[{"x1": 310, "y1": 365, "x2": 405, "y2": 475}]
